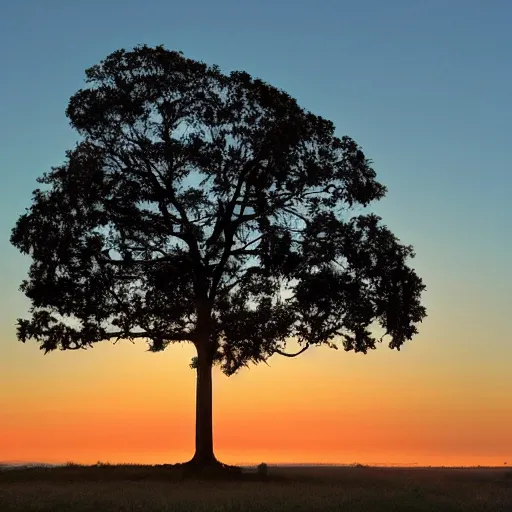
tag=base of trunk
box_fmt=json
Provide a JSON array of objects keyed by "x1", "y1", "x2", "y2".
[{"x1": 175, "y1": 457, "x2": 243, "y2": 479}]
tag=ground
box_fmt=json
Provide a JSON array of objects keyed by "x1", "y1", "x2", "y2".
[{"x1": 1, "y1": 464, "x2": 511, "y2": 511}]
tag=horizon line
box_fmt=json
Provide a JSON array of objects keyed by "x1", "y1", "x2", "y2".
[{"x1": 1, "y1": 461, "x2": 508, "y2": 469}]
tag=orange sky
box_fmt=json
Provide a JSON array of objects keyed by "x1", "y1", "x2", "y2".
[{"x1": 1, "y1": 316, "x2": 511, "y2": 467}]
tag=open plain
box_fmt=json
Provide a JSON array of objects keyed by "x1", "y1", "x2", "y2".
[{"x1": 1, "y1": 464, "x2": 511, "y2": 511}]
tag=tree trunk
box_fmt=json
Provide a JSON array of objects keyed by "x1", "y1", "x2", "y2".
[{"x1": 190, "y1": 343, "x2": 217, "y2": 466}]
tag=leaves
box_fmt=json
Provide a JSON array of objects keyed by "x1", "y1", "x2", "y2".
[{"x1": 11, "y1": 44, "x2": 426, "y2": 373}]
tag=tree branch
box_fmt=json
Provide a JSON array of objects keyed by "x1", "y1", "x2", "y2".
[
  {"x1": 281, "y1": 207, "x2": 311, "y2": 225},
  {"x1": 229, "y1": 248, "x2": 259, "y2": 258},
  {"x1": 96, "y1": 255, "x2": 176, "y2": 266},
  {"x1": 41, "y1": 329, "x2": 193, "y2": 351},
  {"x1": 104, "y1": 330, "x2": 191, "y2": 342},
  {"x1": 274, "y1": 344, "x2": 310, "y2": 357},
  {"x1": 215, "y1": 265, "x2": 263, "y2": 297},
  {"x1": 233, "y1": 212, "x2": 259, "y2": 225},
  {"x1": 208, "y1": 183, "x2": 253, "y2": 299},
  {"x1": 118, "y1": 132, "x2": 207, "y2": 294}
]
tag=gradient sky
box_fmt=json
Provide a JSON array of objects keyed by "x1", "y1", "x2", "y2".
[{"x1": 1, "y1": 0, "x2": 511, "y2": 467}]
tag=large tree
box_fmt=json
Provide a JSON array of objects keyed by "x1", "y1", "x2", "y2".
[{"x1": 11, "y1": 45, "x2": 426, "y2": 470}]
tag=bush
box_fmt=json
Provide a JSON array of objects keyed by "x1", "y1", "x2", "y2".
[{"x1": 257, "y1": 463, "x2": 269, "y2": 477}]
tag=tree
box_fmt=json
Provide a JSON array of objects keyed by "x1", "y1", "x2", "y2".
[{"x1": 10, "y1": 45, "x2": 427, "y2": 471}]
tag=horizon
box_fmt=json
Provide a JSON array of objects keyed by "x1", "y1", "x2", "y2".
[
  {"x1": 1, "y1": 460, "x2": 508, "y2": 469},
  {"x1": 0, "y1": 447, "x2": 509, "y2": 469},
  {"x1": 1, "y1": 0, "x2": 511, "y2": 468}
]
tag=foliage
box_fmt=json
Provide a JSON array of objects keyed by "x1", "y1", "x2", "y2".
[
  {"x1": 257, "y1": 462, "x2": 269, "y2": 477},
  {"x1": 11, "y1": 45, "x2": 426, "y2": 375}
]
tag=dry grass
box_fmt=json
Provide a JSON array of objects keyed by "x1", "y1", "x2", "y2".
[{"x1": 0, "y1": 464, "x2": 511, "y2": 511}]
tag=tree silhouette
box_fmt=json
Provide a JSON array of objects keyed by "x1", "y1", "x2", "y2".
[{"x1": 10, "y1": 45, "x2": 427, "y2": 470}]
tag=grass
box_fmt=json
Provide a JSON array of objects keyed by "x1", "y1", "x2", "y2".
[{"x1": 0, "y1": 464, "x2": 511, "y2": 511}]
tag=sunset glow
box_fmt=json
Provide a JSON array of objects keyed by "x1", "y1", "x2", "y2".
[
  {"x1": 1, "y1": 0, "x2": 511, "y2": 469},
  {"x1": 2, "y1": 332, "x2": 511, "y2": 467}
]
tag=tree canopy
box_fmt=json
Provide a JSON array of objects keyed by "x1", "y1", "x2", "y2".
[{"x1": 11, "y1": 44, "x2": 427, "y2": 377}]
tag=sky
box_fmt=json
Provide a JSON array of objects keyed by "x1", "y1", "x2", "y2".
[{"x1": 1, "y1": 0, "x2": 511, "y2": 467}]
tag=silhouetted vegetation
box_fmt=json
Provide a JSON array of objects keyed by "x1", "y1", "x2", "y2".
[
  {"x1": 10, "y1": 45, "x2": 426, "y2": 470},
  {"x1": 257, "y1": 462, "x2": 269, "y2": 478}
]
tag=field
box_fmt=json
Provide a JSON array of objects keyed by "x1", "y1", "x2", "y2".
[{"x1": 1, "y1": 464, "x2": 511, "y2": 511}]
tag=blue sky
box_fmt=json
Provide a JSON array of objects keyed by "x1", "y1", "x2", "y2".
[{"x1": 1, "y1": 0, "x2": 511, "y2": 362}]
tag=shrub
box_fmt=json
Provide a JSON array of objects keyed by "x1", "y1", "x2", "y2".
[{"x1": 257, "y1": 463, "x2": 269, "y2": 477}]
